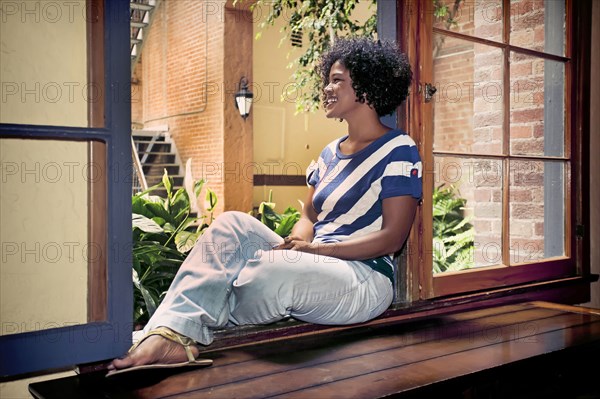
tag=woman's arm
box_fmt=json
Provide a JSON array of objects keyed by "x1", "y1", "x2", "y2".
[
  {"x1": 279, "y1": 195, "x2": 418, "y2": 260},
  {"x1": 286, "y1": 186, "x2": 318, "y2": 243}
]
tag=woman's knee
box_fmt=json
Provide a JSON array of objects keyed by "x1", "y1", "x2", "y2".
[
  {"x1": 213, "y1": 210, "x2": 251, "y2": 227},
  {"x1": 235, "y1": 255, "x2": 286, "y2": 288}
]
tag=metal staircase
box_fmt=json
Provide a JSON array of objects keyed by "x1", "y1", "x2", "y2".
[
  {"x1": 132, "y1": 130, "x2": 184, "y2": 197},
  {"x1": 130, "y1": 0, "x2": 181, "y2": 199},
  {"x1": 130, "y1": 0, "x2": 161, "y2": 75}
]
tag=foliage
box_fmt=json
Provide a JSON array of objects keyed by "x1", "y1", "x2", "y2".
[
  {"x1": 433, "y1": 0, "x2": 463, "y2": 27},
  {"x1": 247, "y1": 0, "x2": 461, "y2": 113},
  {"x1": 254, "y1": 190, "x2": 301, "y2": 238},
  {"x1": 432, "y1": 184, "x2": 475, "y2": 274},
  {"x1": 250, "y1": 0, "x2": 377, "y2": 113},
  {"x1": 131, "y1": 170, "x2": 216, "y2": 324},
  {"x1": 433, "y1": 0, "x2": 464, "y2": 58}
]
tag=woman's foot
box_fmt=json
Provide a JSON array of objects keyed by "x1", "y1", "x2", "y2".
[{"x1": 108, "y1": 332, "x2": 200, "y2": 371}]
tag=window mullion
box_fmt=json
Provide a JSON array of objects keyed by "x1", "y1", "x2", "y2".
[{"x1": 502, "y1": 0, "x2": 511, "y2": 267}]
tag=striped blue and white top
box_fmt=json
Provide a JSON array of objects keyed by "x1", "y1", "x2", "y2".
[{"x1": 306, "y1": 129, "x2": 422, "y2": 280}]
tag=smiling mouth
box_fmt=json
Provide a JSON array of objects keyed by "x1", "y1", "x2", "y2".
[{"x1": 324, "y1": 97, "x2": 338, "y2": 108}]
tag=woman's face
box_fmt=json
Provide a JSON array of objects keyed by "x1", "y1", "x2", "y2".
[{"x1": 323, "y1": 61, "x2": 361, "y2": 119}]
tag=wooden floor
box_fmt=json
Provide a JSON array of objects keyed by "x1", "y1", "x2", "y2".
[{"x1": 29, "y1": 301, "x2": 600, "y2": 399}]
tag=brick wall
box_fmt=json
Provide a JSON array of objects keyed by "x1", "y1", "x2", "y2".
[
  {"x1": 433, "y1": 0, "x2": 550, "y2": 268},
  {"x1": 132, "y1": 0, "x2": 253, "y2": 215}
]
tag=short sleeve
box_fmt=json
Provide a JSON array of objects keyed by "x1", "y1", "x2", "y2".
[
  {"x1": 380, "y1": 142, "x2": 422, "y2": 200},
  {"x1": 306, "y1": 160, "x2": 320, "y2": 187}
]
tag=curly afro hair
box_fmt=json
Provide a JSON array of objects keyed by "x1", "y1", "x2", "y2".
[{"x1": 318, "y1": 37, "x2": 412, "y2": 117}]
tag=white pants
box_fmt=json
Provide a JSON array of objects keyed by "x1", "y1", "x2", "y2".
[{"x1": 144, "y1": 211, "x2": 393, "y2": 345}]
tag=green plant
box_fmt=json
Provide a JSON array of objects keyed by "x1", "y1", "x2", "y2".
[
  {"x1": 432, "y1": 184, "x2": 475, "y2": 274},
  {"x1": 254, "y1": 191, "x2": 301, "y2": 238},
  {"x1": 131, "y1": 171, "x2": 216, "y2": 324}
]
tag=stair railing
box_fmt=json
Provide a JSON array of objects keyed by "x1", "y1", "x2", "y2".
[
  {"x1": 130, "y1": 0, "x2": 162, "y2": 75},
  {"x1": 139, "y1": 134, "x2": 161, "y2": 165},
  {"x1": 131, "y1": 137, "x2": 148, "y2": 194}
]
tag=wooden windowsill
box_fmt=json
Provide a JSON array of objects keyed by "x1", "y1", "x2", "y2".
[{"x1": 30, "y1": 300, "x2": 600, "y2": 398}]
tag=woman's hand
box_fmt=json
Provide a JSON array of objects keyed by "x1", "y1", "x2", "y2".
[
  {"x1": 272, "y1": 235, "x2": 313, "y2": 251},
  {"x1": 273, "y1": 235, "x2": 338, "y2": 257}
]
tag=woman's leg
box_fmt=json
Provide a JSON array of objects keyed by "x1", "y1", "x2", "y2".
[
  {"x1": 143, "y1": 211, "x2": 283, "y2": 345},
  {"x1": 229, "y1": 250, "x2": 393, "y2": 327}
]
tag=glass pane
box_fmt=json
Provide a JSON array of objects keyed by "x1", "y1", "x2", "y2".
[
  {"x1": 1, "y1": 139, "x2": 90, "y2": 335},
  {"x1": 510, "y1": 0, "x2": 565, "y2": 57},
  {"x1": 433, "y1": 156, "x2": 503, "y2": 274},
  {"x1": 433, "y1": 0, "x2": 503, "y2": 43},
  {"x1": 433, "y1": 35, "x2": 504, "y2": 155},
  {"x1": 509, "y1": 160, "x2": 565, "y2": 264},
  {"x1": 0, "y1": 1, "x2": 90, "y2": 127},
  {"x1": 510, "y1": 52, "x2": 565, "y2": 156}
]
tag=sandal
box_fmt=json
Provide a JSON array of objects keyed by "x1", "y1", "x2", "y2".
[{"x1": 105, "y1": 326, "x2": 213, "y2": 378}]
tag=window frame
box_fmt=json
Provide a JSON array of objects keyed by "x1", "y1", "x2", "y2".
[
  {"x1": 400, "y1": 0, "x2": 591, "y2": 300},
  {"x1": 0, "y1": 0, "x2": 132, "y2": 379}
]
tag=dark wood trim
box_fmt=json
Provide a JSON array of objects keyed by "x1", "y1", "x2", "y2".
[
  {"x1": 253, "y1": 174, "x2": 306, "y2": 186},
  {"x1": 432, "y1": 27, "x2": 570, "y2": 63},
  {"x1": 402, "y1": 0, "x2": 432, "y2": 301},
  {"x1": 425, "y1": 0, "x2": 583, "y2": 298},
  {"x1": 87, "y1": 0, "x2": 105, "y2": 128},
  {"x1": 432, "y1": 151, "x2": 570, "y2": 162},
  {"x1": 86, "y1": 0, "x2": 106, "y2": 322},
  {"x1": 395, "y1": 0, "x2": 416, "y2": 304},
  {"x1": 419, "y1": 0, "x2": 436, "y2": 299},
  {"x1": 433, "y1": 258, "x2": 575, "y2": 297},
  {"x1": 571, "y1": 0, "x2": 592, "y2": 279},
  {"x1": 501, "y1": 0, "x2": 510, "y2": 267},
  {"x1": 564, "y1": 0, "x2": 574, "y2": 262},
  {"x1": 87, "y1": 141, "x2": 107, "y2": 322},
  {"x1": 0, "y1": 124, "x2": 110, "y2": 141}
]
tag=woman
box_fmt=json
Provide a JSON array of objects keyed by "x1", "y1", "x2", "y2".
[{"x1": 108, "y1": 37, "x2": 421, "y2": 376}]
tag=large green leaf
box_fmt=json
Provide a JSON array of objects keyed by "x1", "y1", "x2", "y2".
[
  {"x1": 171, "y1": 188, "x2": 190, "y2": 225},
  {"x1": 162, "y1": 169, "x2": 173, "y2": 200},
  {"x1": 194, "y1": 179, "x2": 205, "y2": 198},
  {"x1": 132, "y1": 195, "x2": 151, "y2": 217},
  {"x1": 274, "y1": 212, "x2": 300, "y2": 237},
  {"x1": 175, "y1": 230, "x2": 200, "y2": 253},
  {"x1": 144, "y1": 202, "x2": 175, "y2": 225},
  {"x1": 132, "y1": 214, "x2": 164, "y2": 234},
  {"x1": 206, "y1": 188, "x2": 218, "y2": 212}
]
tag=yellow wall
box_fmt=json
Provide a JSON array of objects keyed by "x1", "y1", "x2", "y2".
[
  {"x1": 0, "y1": 1, "x2": 89, "y2": 395},
  {"x1": 0, "y1": 0, "x2": 88, "y2": 127},
  {"x1": 0, "y1": 0, "x2": 89, "y2": 330},
  {"x1": 251, "y1": 2, "x2": 376, "y2": 212},
  {"x1": 0, "y1": 139, "x2": 89, "y2": 334}
]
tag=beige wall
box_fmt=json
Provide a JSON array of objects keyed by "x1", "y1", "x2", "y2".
[
  {"x1": 251, "y1": 2, "x2": 374, "y2": 212},
  {"x1": 0, "y1": 0, "x2": 90, "y2": 330},
  {"x1": 0, "y1": 2, "x2": 90, "y2": 395},
  {"x1": 0, "y1": 139, "x2": 89, "y2": 333},
  {"x1": 0, "y1": 0, "x2": 88, "y2": 127}
]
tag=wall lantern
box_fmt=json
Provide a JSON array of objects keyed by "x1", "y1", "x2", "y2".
[{"x1": 234, "y1": 77, "x2": 253, "y2": 120}]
